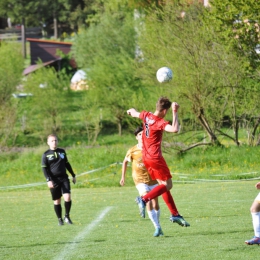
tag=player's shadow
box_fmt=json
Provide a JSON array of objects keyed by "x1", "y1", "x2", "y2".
[
  {"x1": 118, "y1": 219, "x2": 134, "y2": 223},
  {"x1": 0, "y1": 241, "x2": 81, "y2": 249},
  {"x1": 0, "y1": 239, "x2": 109, "y2": 249}
]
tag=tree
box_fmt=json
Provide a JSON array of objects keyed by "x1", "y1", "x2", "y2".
[
  {"x1": 206, "y1": 0, "x2": 260, "y2": 71},
  {"x1": 137, "y1": 2, "x2": 251, "y2": 149},
  {"x1": 0, "y1": 0, "x2": 37, "y2": 58},
  {"x1": 36, "y1": 0, "x2": 100, "y2": 38},
  {"x1": 60, "y1": 0, "x2": 96, "y2": 31},
  {"x1": 0, "y1": 42, "x2": 24, "y2": 148},
  {"x1": 72, "y1": 1, "x2": 145, "y2": 135},
  {"x1": 203, "y1": 0, "x2": 260, "y2": 146},
  {"x1": 23, "y1": 66, "x2": 71, "y2": 139}
]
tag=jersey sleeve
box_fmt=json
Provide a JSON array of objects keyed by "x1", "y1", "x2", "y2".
[
  {"x1": 62, "y1": 149, "x2": 76, "y2": 177},
  {"x1": 125, "y1": 148, "x2": 133, "y2": 163},
  {"x1": 41, "y1": 153, "x2": 50, "y2": 179},
  {"x1": 161, "y1": 120, "x2": 169, "y2": 130},
  {"x1": 41, "y1": 153, "x2": 48, "y2": 168},
  {"x1": 65, "y1": 162, "x2": 76, "y2": 177},
  {"x1": 139, "y1": 110, "x2": 146, "y2": 121}
]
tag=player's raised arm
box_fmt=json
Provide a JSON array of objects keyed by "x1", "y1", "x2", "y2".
[
  {"x1": 127, "y1": 108, "x2": 140, "y2": 118},
  {"x1": 164, "y1": 102, "x2": 179, "y2": 133}
]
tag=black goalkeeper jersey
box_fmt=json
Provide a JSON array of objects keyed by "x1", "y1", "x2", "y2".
[{"x1": 41, "y1": 148, "x2": 75, "y2": 182}]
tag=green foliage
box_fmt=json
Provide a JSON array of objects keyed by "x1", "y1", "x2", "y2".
[
  {"x1": 22, "y1": 66, "x2": 71, "y2": 137},
  {"x1": 0, "y1": 0, "x2": 96, "y2": 36},
  {"x1": 1, "y1": 137, "x2": 260, "y2": 188},
  {"x1": 59, "y1": 0, "x2": 100, "y2": 30},
  {"x1": 0, "y1": 42, "x2": 24, "y2": 102},
  {"x1": 1, "y1": 1, "x2": 260, "y2": 148},
  {"x1": 203, "y1": 1, "x2": 260, "y2": 145},
  {"x1": 0, "y1": 0, "x2": 37, "y2": 24},
  {"x1": 73, "y1": 2, "x2": 146, "y2": 135},
  {"x1": 207, "y1": 0, "x2": 260, "y2": 71},
  {"x1": 0, "y1": 42, "x2": 24, "y2": 147},
  {"x1": 72, "y1": 91, "x2": 103, "y2": 145},
  {"x1": 135, "y1": 2, "x2": 260, "y2": 146}
]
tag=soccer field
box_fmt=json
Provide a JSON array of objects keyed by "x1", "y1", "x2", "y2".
[{"x1": 0, "y1": 181, "x2": 259, "y2": 260}]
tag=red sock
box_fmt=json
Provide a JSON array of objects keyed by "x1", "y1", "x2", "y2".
[
  {"x1": 142, "y1": 184, "x2": 167, "y2": 202},
  {"x1": 162, "y1": 191, "x2": 179, "y2": 216}
]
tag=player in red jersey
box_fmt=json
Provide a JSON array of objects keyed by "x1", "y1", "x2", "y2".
[{"x1": 127, "y1": 96, "x2": 190, "y2": 227}]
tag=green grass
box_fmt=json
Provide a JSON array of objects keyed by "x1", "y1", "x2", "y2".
[
  {"x1": 0, "y1": 181, "x2": 259, "y2": 260},
  {"x1": 1, "y1": 140, "x2": 260, "y2": 189}
]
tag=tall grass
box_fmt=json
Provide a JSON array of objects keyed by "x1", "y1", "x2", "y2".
[
  {"x1": 170, "y1": 145, "x2": 260, "y2": 181},
  {"x1": 0, "y1": 134, "x2": 260, "y2": 189}
]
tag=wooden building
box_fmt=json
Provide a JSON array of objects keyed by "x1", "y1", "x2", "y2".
[{"x1": 24, "y1": 38, "x2": 76, "y2": 75}]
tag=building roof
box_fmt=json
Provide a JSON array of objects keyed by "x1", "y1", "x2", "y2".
[{"x1": 23, "y1": 58, "x2": 61, "y2": 75}]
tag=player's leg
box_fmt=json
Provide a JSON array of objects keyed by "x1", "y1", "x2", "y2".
[
  {"x1": 135, "y1": 183, "x2": 152, "y2": 218},
  {"x1": 140, "y1": 158, "x2": 190, "y2": 227},
  {"x1": 51, "y1": 186, "x2": 63, "y2": 225},
  {"x1": 146, "y1": 199, "x2": 161, "y2": 230},
  {"x1": 152, "y1": 197, "x2": 161, "y2": 226},
  {"x1": 159, "y1": 178, "x2": 178, "y2": 215},
  {"x1": 139, "y1": 183, "x2": 190, "y2": 227},
  {"x1": 245, "y1": 195, "x2": 260, "y2": 245},
  {"x1": 141, "y1": 184, "x2": 168, "y2": 201},
  {"x1": 136, "y1": 159, "x2": 171, "y2": 220},
  {"x1": 150, "y1": 185, "x2": 160, "y2": 224},
  {"x1": 158, "y1": 179, "x2": 190, "y2": 227},
  {"x1": 146, "y1": 185, "x2": 163, "y2": 236},
  {"x1": 62, "y1": 180, "x2": 73, "y2": 224},
  {"x1": 140, "y1": 158, "x2": 170, "y2": 202},
  {"x1": 151, "y1": 196, "x2": 164, "y2": 237},
  {"x1": 136, "y1": 183, "x2": 163, "y2": 237}
]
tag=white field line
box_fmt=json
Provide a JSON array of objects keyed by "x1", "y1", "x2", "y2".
[
  {"x1": 171, "y1": 177, "x2": 260, "y2": 183},
  {"x1": 54, "y1": 206, "x2": 113, "y2": 260},
  {"x1": 0, "y1": 163, "x2": 120, "y2": 190},
  {"x1": 0, "y1": 163, "x2": 260, "y2": 191}
]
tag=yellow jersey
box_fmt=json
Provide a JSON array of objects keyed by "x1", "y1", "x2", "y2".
[{"x1": 125, "y1": 144, "x2": 158, "y2": 186}]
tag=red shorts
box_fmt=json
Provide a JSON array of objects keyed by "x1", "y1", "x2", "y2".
[{"x1": 143, "y1": 157, "x2": 172, "y2": 181}]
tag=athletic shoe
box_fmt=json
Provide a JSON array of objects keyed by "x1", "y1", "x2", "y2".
[
  {"x1": 153, "y1": 227, "x2": 164, "y2": 237},
  {"x1": 58, "y1": 218, "x2": 64, "y2": 226},
  {"x1": 64, "y1": 216, "x2": 73, "y2": 224},
  {"x1": 135, "y1": 196, "x2": 146, "y2": 218},
  {"x1": 245, "y1": 236, "x2": 260, "y2": 245},
  {"x1": 170, "y1": 214, "x2": 190, "y2": 227}
]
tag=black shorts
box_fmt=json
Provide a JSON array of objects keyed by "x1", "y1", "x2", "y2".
[{"x1": 50, "y1": 179, "x2": 71, "y2": 200}]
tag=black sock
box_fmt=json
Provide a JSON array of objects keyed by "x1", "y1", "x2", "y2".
[
  {"x1": 64, "y1": 201, "x2": 72, "y2": 216},
  {"x1": 54, "y1": 204, "x2": 62, "y2": 219}
]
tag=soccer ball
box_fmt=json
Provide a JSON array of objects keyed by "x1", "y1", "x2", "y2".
[{"x1": 156, "y1": 67, "x2": 173, "y2": 83}]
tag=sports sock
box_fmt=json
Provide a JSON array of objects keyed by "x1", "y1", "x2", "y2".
[
  {"x1": 54, "y1": 204, "x2": 62, "y2": 219},
  {"x1": 142, "y1": 184, "x2": 167, "y2": 202},
  {"x1": 155, "y1": 209, "x2": 161, "y2": 223},
  {"x1": 252, "y1": 212, "x2": 260, "y2": 237},
  {"x1": 161, "y1": 191, "x2": 179, "y2": 216},
  {"x1": 64, "y1": 201, "x2": 72, "y2": 216},
  {"x1": 148, "y1": 209, "x2": 160, "y2": 228}
]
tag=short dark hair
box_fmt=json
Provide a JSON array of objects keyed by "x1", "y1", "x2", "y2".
[
  {"x1": 134, "y1": 126, "x2": 143, "y2": 136},
  {"x1": 156, "y1": 96, "x2": 172, "y2": 112}
]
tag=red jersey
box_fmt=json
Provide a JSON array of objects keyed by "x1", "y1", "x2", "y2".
[{"x1": 139, "y1": 111, "x2": 169, "y2": 160}]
